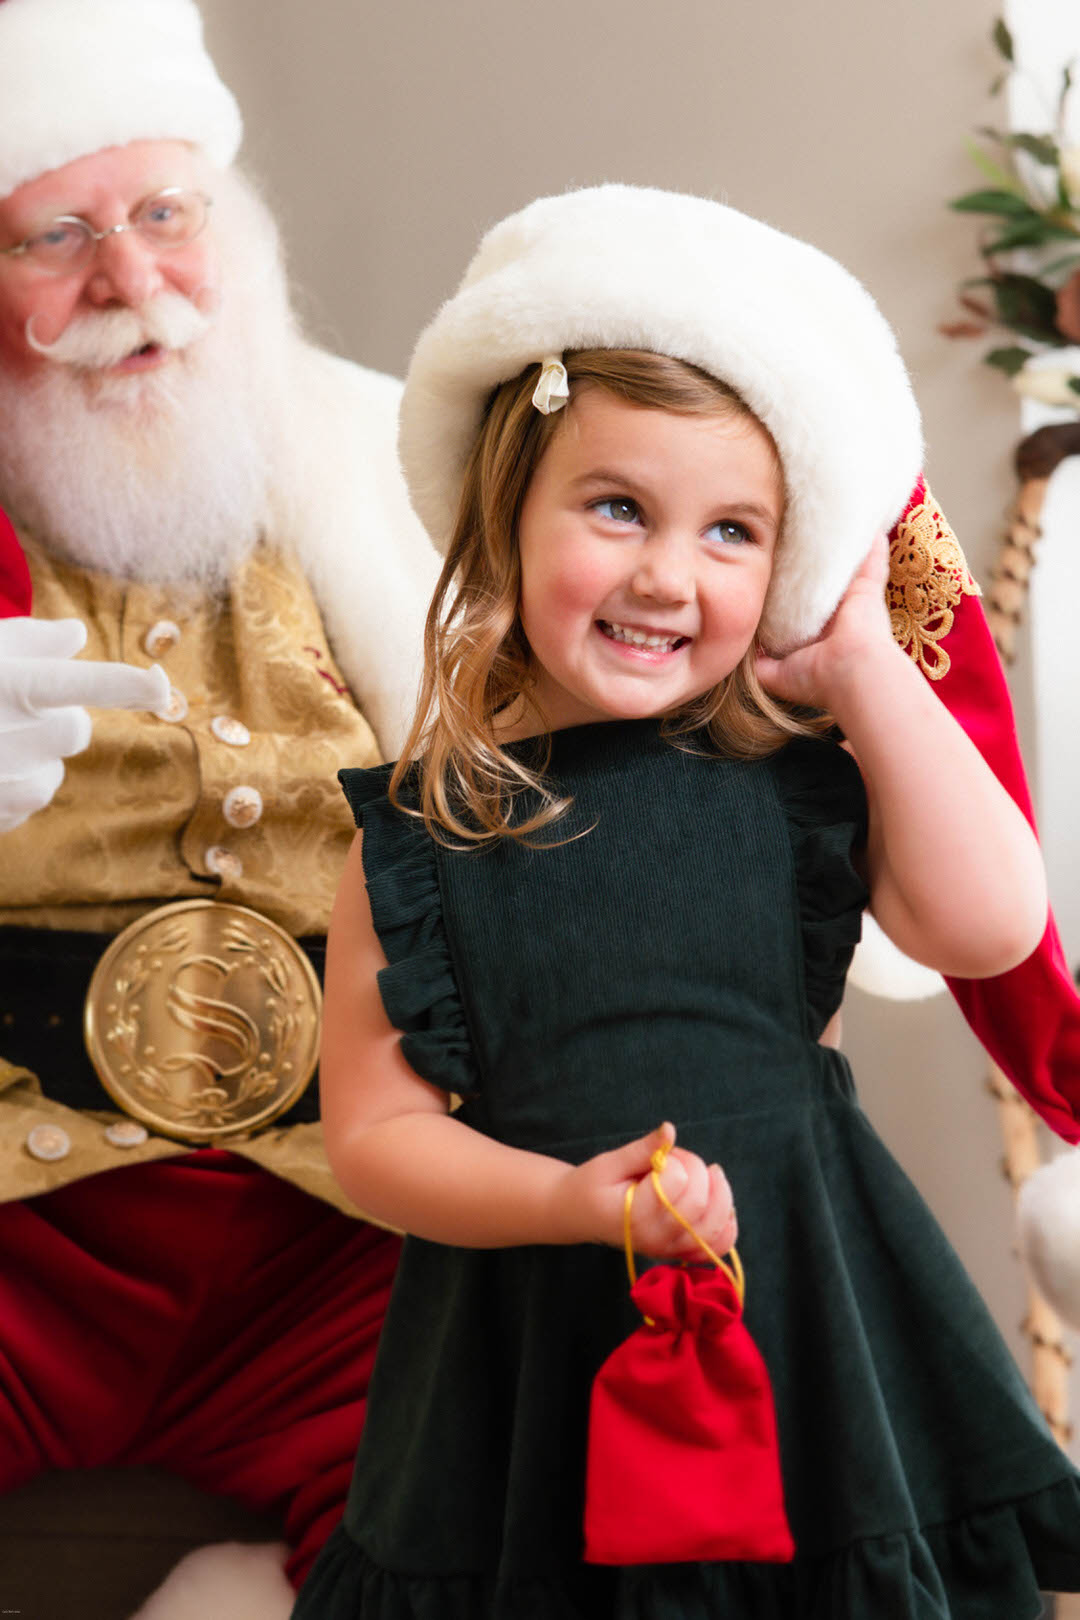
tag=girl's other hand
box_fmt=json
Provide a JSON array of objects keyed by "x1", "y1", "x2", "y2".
[
  {"x1": 560, "y1": 1122, "x2": 738, "y2": 1261},
  {"x1": 756, "y1": 532, "x2": 894, "y2": 711}
]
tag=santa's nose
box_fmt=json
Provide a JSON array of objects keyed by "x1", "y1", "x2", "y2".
[{"x1": 83, "y1": 230, "x2": 163, "y2": 309}]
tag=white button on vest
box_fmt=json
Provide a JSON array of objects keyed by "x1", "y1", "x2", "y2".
[
  {"x1": 156, "y1": 686, "x2": 189, "y2": 724},
  {"x1": 205, "y1": 844, "x2": 244, "y2": 881},
  {"x1": 211, "y1": 715, "x2": 251, "y2": 747},
  {"x1": 222, "y1": 785, "x2": 263, "y2": 829},
  {"x1": 143, "y1": 619, "x2": 181, "y2": 658},
  {"x1": 105, "y1": 1120, "x2": 149, "y2": 1149},
  {"x1": 26, "y1": 1123, "x2": 71, "y2": 1162}
]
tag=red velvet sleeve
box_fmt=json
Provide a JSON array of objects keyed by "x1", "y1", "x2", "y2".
[
  {"x1": 888, "y1": 480, "x2": 1080, "y2": 1142},
  {"x1": 0, "y1": 506, "x2": 30, "y2": 617}
]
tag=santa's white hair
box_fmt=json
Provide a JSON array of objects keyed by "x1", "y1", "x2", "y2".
[{"x1": 0, "y1": 159, "x2": 296, "y2": 592}]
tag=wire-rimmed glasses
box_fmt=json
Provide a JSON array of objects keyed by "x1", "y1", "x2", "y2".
[{"x1": 0, "y1": 189, "x2": 212, "y2": 275}]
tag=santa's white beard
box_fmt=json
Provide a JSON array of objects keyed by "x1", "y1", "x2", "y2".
[{"x1": 0, "y1": 174, "x2": 294, "y2": 593}]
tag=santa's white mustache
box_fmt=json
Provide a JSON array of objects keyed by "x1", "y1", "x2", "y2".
[{"x1": 25, "y1": 290, "x2": 214, "y2": 369}]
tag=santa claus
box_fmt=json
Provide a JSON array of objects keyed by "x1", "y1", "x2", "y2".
[{"x1": 0, "y1": 1, "x2": 437, "y2": 1616}]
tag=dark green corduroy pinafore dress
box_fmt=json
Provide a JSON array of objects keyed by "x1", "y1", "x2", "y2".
[{"x1": 293, "y1": 720, "x2": 1080, "y2": 1620}]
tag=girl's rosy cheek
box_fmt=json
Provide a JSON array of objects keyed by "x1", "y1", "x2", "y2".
[{"x1": 560, "y1": 553, "x2": 618, "y2": 606}]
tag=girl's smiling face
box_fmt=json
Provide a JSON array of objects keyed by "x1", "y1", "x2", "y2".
[{"x1": 516, "y1": 386, "x2": 784, "y2": 731}]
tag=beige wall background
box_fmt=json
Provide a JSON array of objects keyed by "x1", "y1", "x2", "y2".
[{"x1": 199, "y1": 1, "x2": 1053, "y2": 1382}]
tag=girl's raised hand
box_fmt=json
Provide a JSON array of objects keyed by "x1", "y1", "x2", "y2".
[
  {"x1": 560, "y1": 1122, "x2": 738, "y2": 1262},
  {"x1": 756, "y1": 532, "x2": 893, "y2": 711}
]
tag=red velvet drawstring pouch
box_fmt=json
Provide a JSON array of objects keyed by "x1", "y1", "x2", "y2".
[{"x1": 584, "y1": 1143, "x2": 795, "y2": 1565}]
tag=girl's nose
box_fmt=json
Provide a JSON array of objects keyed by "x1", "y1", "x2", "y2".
[
  {"x1": 83, "y1": 230, "x2": 163, "y2": 310},
  {"x1": 630, "y1": 532, "x2": 693, "y2": 604}
]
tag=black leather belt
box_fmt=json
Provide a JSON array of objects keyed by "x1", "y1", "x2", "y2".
[{"x1": 0, "y1": 925, "x2": 324, "y2": 1127}]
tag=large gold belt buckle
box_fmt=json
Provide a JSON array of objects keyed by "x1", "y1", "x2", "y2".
[{"x1": 83, "y1": 899, "x2": 321, "y2": 1144}]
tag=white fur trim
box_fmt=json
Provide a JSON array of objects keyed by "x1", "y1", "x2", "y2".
[
  {"x1": 399, "y1": 184, "x2": 923, "y2": 652},
  {"x1": 846, "y1": 913, "x2": 947, "y2": 1001},
  {"x1": 1018, "y1": 1150, "x2": 1080, "y2": 1329},
  {"x1": 0, "y1": 0, "x2": 242, "y2": 197},
  {"x1": 273, "y1": 344, "x2": 440, "y2": 757},
  {"x1": 127, "y1": 1541, "x2": 292, "y2": 1620}
]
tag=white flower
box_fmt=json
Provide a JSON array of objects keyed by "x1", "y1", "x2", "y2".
[
  {"x1": 1060, "y1": 145, "x2": 1080, "y2": 207},
  {"x1": 1012, "y1": 364, "x2": 1080, "y2": 407}
]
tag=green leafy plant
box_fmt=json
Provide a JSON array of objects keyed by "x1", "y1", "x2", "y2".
[{"x1": 946, "y1": 17, "x2": 1080, "y2": 394}]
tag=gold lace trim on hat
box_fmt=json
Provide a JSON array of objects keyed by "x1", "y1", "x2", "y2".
[{"x1": 888, "y1": 487, "x2": 980, "y2": 681}]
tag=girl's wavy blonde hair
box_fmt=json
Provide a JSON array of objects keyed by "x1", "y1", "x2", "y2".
[{"x1": 391, "y1": 349, "x2": 830, "y2": 843}]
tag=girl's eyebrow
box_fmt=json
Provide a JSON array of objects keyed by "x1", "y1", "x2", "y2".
[
  {"x1": 715, "y1": 500, "x2": 782, "y2": 532},
  {"x1": 570, "y1": 468, "x2": 646, "y2": 491}
]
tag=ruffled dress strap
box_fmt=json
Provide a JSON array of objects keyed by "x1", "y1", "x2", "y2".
[
  {"x1": 338, "y1": 766, "x2": 479, "y2": 1097},
  {"x1": 769, "y1": 737, "x2": 869, "y2": 1038}
]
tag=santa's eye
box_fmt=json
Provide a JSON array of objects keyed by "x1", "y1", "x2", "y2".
[{"x1": 24, "y1": 220, "x2": 91, "y2": 263}]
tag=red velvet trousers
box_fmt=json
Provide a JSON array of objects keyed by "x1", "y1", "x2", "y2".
[{"x1": 0, "y1": 1151, "x2": 400, "y2": 1587}]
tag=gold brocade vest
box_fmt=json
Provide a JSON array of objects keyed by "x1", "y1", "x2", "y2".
[
  {"x1": 0, "y1": 534, "x2": 384, "y2": 1217},
  {"x1": 0, "y1": 535, "x2": 380, "y2": 935}
]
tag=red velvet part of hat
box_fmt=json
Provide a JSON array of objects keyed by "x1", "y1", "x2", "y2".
[
  {"x1": 0, "y1": 507, "x2": 30, "y2": 616},
  {"x1": 890, "y1": 478, "x2": 1080, "y2": 1143},
  {"x1": 583, "y1": 1263, "x2": 795, "y2": 1565}
]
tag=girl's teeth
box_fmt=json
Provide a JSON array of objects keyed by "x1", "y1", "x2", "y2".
[{"x1": 604, "y1": 621, "x2": 681, "y2": 649}]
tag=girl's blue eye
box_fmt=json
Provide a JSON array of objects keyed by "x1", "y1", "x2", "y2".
[
  {"x1": 707, "y1": 520, "x2": 753, "y2": 547},
  {"x1": 593, "y1": 497, "x2": 640, "y2": 525}
]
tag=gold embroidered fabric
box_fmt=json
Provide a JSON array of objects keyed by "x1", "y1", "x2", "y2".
[
  {"x1": 0, "y1": 536, "x2": 379, "y2": 936},
  {"x1": 0, "y1": 534, "x2": 384, "y2": 1210},
  {"x1": 888, "y1": 486, "x2": 981, "y2": 681}
]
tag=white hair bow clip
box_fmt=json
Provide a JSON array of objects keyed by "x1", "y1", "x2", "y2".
[{"x1": 532, "y1": 354, "x2": 570, "y2": 415}]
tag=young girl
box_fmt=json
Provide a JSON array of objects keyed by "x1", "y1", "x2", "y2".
[{"x1": 293, "y1": 185, "x2": 1080, "y2": 1619}]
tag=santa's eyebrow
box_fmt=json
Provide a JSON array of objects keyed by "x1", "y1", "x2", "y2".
[{"x1": 7, "y1": 182, "x2": 185, "y2": 236}]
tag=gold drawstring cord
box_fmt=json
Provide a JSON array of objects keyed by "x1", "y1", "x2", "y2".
[{"x1": 623, "y1": 1140, "x2": 745, "y2": 1321}]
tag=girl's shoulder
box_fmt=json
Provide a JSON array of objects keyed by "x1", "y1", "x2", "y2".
[
  {"x1": 338, "y1": 759, "x2": 432, "y2": 893},
  {"x1": 336, "y1": 728, "x2": 867, "y2": 851},
  {"x1": 764, "y1": 733, "x2": 868, "y2": 841},
  {"x1": 508, "y1": 721, "x2": 868, "y2": 847},
  {"x1": 764, "y1": 738, "x2": 869, "y2": 1032},
  {"x1": 337, "y1": 760, "x2": 478, "y2": 1097},
  {"x1": 338, "y1": 761, "x2": 399, "y2": 828}
]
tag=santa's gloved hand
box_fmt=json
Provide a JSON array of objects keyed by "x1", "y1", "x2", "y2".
[{"x1": 0, "y1": 617, "x2": 169, "y2": 832}]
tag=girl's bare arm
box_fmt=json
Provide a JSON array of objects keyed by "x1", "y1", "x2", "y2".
[
  {"x1": 828, "y1": 640, "x2": 1044, "y2": 976},
  {"x1": 759, "y1": 538, "x2": 1046, "y2": 979}
]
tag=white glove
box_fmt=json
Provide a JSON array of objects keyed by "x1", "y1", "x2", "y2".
[{"x1": 0, "y1": 616, "x2": 170, "y2": 832}]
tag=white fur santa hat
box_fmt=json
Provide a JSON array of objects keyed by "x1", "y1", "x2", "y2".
[
  {"x1": 399, "y1": 184, "x2": 924, "y2": 652},
  {"x1": 0, "y1": 0, "x2": 242, "y2": 199}
]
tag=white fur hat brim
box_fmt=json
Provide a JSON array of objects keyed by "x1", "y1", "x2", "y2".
[
  {"x1": 0, "y1": 0, "x2": 242, "y2": 198},
  {"x1": 398, "y1": 184, "x2": 923, "y2": 652},
  {"x1": 1018, "y1": 1150, "x2": 1080, "y2": 1328}
]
